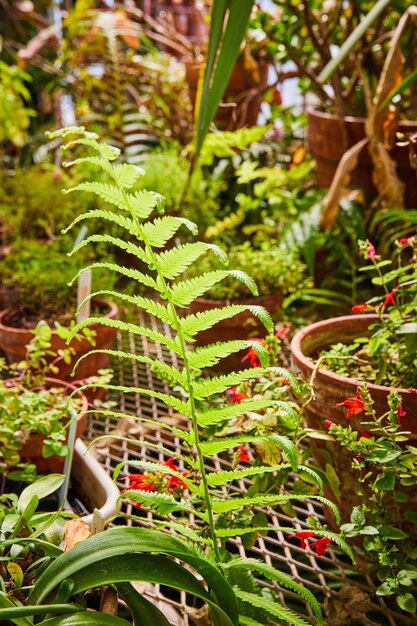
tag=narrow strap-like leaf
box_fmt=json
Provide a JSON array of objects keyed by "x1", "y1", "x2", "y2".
[{"x1": 115, "y1": 581, "x2": 171, "y2": 626}]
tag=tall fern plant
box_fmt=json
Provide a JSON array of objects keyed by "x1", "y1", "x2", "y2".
[{"x1": 45, "y1": 127, "x2": 351, "y2": 625}]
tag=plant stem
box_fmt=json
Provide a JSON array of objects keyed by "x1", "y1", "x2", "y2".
[{"x1": 118, "y1": 183, "x2": 221, "y2": 561}]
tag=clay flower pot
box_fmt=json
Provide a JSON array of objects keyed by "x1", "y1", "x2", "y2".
[
  {"x1": 290, "y1": 314, "x2": 417, "y2": 524},
  {"x1": 18, "y1": 378, "x2": 89, "y2": 473},
  {"x1": 0, "y1": 297, "x2": 119, "y2": 384}
]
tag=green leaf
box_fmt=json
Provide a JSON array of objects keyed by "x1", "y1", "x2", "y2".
[
  {"x1": 39, "y1": 613, "x2": 134, "y2": 626},
  {"x1": 397, "y1": 593, "x2": 417, "y2": 613},
  {"x1": 188, "y1": 340, "x2": 257, "y2": 370},
  {"x1": 0, "y1": 604, "x2": 82, "y2": 619},
  {"x1": 193, "y1": 369, "x2": 265, "y2": 399},
  {"x1": 69, "y1": 262, "x2": 157, "y2": 290},
  {"x1": 234, "y1": 589, "x2": 314, "y2": 626},
  {"x1": 141, "y1": 216, "x2": 197, "y2": 248},
  {"x1": 155, "y1": 242, "x2": 226, "y2": 280},
  {"x1": 197, "y1": 399, "x2": 273, "y2": 427},
  {"x1": 18, "y1": 475, "x2": 64, "y2": 513},
  {"x1": 115, "y1": 582, "x2": 171, "y2": 626},
  {"x1": 206, "y1": 464, "x2": 294, "y2": 487},
  {"x1": 374, "y1": 471, "x2": 396, "y2": 491},
  {"x1": 0, "y1": 593, "x2": 32, "y2": 626},
  {"x1": 71, "y1": 234, "x2": 148, "y2": 264},
  {"x1": 379, "y1": 525, "x2": 409, "y2": 540},
  {"x1": 325, "y1": 463, "x2": 341, "y2": 500}
]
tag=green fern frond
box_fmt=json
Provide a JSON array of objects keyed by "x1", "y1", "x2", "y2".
[
  {"x1": 196, "y1": 399, "x2": 273, "y2": 428},
  {"x1": 68, "y1": 263, "x2": 157, "y2": 291},
  {"x1": 63, "y1": 155, "x2": 115, "y2": 177},
  {"x1": 79, "y1": 383, "x2": 191, "y2": 417},
  {"x1": 298, "y1": 466, "x2": 323, "y2": 493},
  {"x1": 128, "y1": 190, "x2": 160, "y2": 220},
  {"x1": 187, "y1": 340, "x2": 255, "y2": 370},
  {"x1": 179, "y1": 305, "x2": 253, "y2": 338},
  {"x1": 62, "y1": 134, "x2": 120, "y2": 161},
  {"x1": 70, "y1": 234, "x2": 148, "y2": 264},
  {"x1": 152, "y1": 520, "x2": 213, "y2": 548},
  {"x1": 205, "y1": 464, "x2": 293, "y2": 487},
  {"x1": 268, "y1": 368, "x2": 302, "y2": 394},
  {"x1": 239, "y1": 617, "x2": 265, "y2": 626},
  {"x1": 200, "y1": 435, "x2": 266, "y2": 456},
  {"x1": 63, "y1": 182, "x2": 130, "y2": 212},
  {"x1": 141, "y1": 216, "x2": 197, "y2": 248},
  {"x1": 90, "y1": 435, "x2": 193, "y2": 469},
  {"x1": 121, "y1": 490, "x2": 186, "y2": 515},
  {"x1": 228, "y1": 559, "x2": 323, "y2": 625},
  {"x1": 154, "y1": 242, "x2": 227, "y2": 280},
  {"x1": 269, "y1": 435, "x2": 299, "y2": 472},
  {"x1": 192, "y1": 369, "x2": 265, "y2": 399},
  {"x1": 112, "y1": 163, "x2": 144, "y2": 188},
  {"x1": 169, "y1": 271, "x2": 255, "y2": 307},
  {"x1": 94, "y1": 410, "x2": 193, "y2": 446},
  {"x1": 66, "y1": 317, "x2": 180, "y2": 356},
  {"x1": 211, "y1": 494, "x2": 314, "y2": 514},
  {"x1": 272, "y1": 402, "x2": 299, "y2": 428},
  {"x1": 73, "y1": 348, "x2": 186, "y2": 387},
  {"x1": 62, "y1": 209, "x2": 140, "y2": 239},
  {"x1": 234, "y1": 589, "x2": 315, "y2": 626}
]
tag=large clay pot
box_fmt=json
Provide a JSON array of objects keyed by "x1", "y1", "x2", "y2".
[
  {"x1": 307, "y1": 108, "x2": 417, "y2": 208},
  {"x1": 185, "y1": 59, "x2": 271, "y2": 130},
  {"x1": 19, "y1": 378, "x2": 88, "y2": 473},
  {"x1": 0, "y1": 298, "x2": 119, "y2": 384},
  {"x1": 290, "y1": 314, "x2": 417, "y2": 525},
  {"x1": 185, "y1": 292, "x2": 282, "y2": 371}
]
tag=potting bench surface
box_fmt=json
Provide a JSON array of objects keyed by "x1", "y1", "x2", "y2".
[{"x1": 83, "y1": 312, "x2": 414, "y2": 626}]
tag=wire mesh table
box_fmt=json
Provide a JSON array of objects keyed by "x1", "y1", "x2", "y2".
[{"x1": 83, "y1": 313, "x2": 415, "y2": 626}]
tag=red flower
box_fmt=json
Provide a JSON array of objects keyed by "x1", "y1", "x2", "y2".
[
  {"x1": 164, "y1": 457, "x2": 178, "y2": 471},
  {"x1": 397, "y1": 405, "x2": 406, "y2": 424},
  {"x1": 275, "y1": 327, "x2": 289, "y2": 339},
  {"x1": 123, "y1": 474, "x2": 156, "y2": 507},
  {"x1": 336, "y1": 392, "x2": 365, "y2": 418},
  {"x1": 227, "y1": 387, "x2": 248, "y2": 404},
  {"x1": 400, "y1": 236, "x2": 415, "y2": 246},
  {"x1": 288, "y1": 531, "x2": 319, "y2": 549},
  {"x1": 167, "y1": 472, "x2": 188, "y2": 491},
  {"x1": 241, "y1": 343, "x2": 261, "y2": 367},
  {"x1": 310, "y1": 537, "x2": 333, "y2": 556},
  {"x1": 324, "y1": 420, "x2": 335, "y2": 428},
  {"x1": 351, "y1": 304, "x2": 372, "y2": 313},
  {"x1": 383, "y1": 286, "x2": 398, "y2": 309},
  {"x1": 359, "y1": 431, "x2": 371, "y2": 439},
  {"x1": 238, "y1": 444, "x2": 251, "y2": 463},
  {"x1": 366, "y1": 241, "x2": 377, "y2": 259}
]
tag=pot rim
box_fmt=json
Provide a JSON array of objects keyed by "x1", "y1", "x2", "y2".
[
  {"x1": 0, "y1": 297, "x2": 118, "y2": 335},
  {"x1": 290, "y1": 314, "x2": 417, "y2": 396},
  {"x1": 307, "y1": 106, "x2": 417, "y2": 129}
]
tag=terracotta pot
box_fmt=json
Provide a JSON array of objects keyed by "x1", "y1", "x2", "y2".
[
  {"x1": 185, "y1": 59, "x2": 271, "y2": 130},
  {"x1": 290, "y1": 314, "x2": 417, "y2": 525},
  {"x1": 185, "y1": 292, "x2": 282, "y2": 371},
  {"x1": 19, "y1": 378, "x2": 88, "y2": 473},
  {"x1": 307, "y1": 108, "x2": 417, "y2": 208},
  {"x1": 0, "y1": 298, "x2": 119, "y2": 386}
]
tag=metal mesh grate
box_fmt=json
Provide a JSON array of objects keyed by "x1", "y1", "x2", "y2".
[{"x1": 84, "y1": 312, "x2": 415, "y2": 626}]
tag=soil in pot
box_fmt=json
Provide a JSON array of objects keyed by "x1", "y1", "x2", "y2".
[{"x1": 0, "y1": 298, "x2": 119, "y2": 387}]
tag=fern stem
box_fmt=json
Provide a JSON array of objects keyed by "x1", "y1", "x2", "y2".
[{"x1": 115, "y1": 179, "x2": 222, "y2": 562}]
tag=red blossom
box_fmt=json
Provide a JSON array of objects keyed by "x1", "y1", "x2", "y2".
[
  {"x1": 359, "y1": 431, "x2": 371, "y2": 439},
  {"x1": 275, "y1": 327, "x2": 289, "y2": 339},
  {"x1": 288, "y1": 531, "x2": 319, "y2": 549},
  {"x1": 324, "y1": 420, "x2": 335, "y2": 428},
  {"x1": 238, "y1": 444, "x2": 251, "y2": 464},
  {"x1": 366, "y1": 241, "x2": 377, "y2": 259},
  {"x1": 351, "y1": 304, "x2": 372, "y2": 313},
  {"x1": 167, "y1": 472, "x2": 188, "y2": 491},
  {"x1": 383, "y1": 287, "x2": 398, "y2": 309},
  {"x1": 123, "y1": 474, "x2": 156, "y2": 507},
  {"x1": 310, "y1": 537, "x2": 333, "y2": 556},
  {"x1": 397, "y1": 405, "x2": 406, "y2": 424},
  {"x1": 164, "y1": 457, "x2": 178, "y2": 471},
  {"x1": 227, "y1": 387, "x2": 248, "y2": 404},
  {"x1": 400, "y1": 236, "x2": 415, "y2": 246},
  {"x1": 336, "y1": 392, "x2": 365, "y2": 418},
  {"x1": 241, "y1": 344, "x2": 261, "y2": 367}
]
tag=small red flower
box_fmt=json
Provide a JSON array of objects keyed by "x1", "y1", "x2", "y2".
[
  {"x1": 397, "y1": 405, "x2": 406, "y2": 424},
  {"x1": 238, "y1": 444, "x2": 251, "y2": 463},
  {"x1": 164, "y1": 457, "x2": 178, "y2": 471},
  {"x1": 359, "y1": 431, "x2": 371, "y2": 439},
  {"x1": 310, "y1": 537, "x2": 333, "y2": 556},
  {"x1": 123, "y1": 474, "x2": 156, "y2": 507},
  {"x1": 366, "y1": 241, "x2": 377, "y2": 259},
  {"x1": 288, "y1": 531, "x2": 319, "y2": 549},
  {"x1": 241, "y1": 345, "x2": 261, "y2": 367},
  {"x1": 167, "y1": 472, "x2": 188, "y2": 491},
  {"x1": 336, "y1": 392, "x2": 365, "y2": 418},
  {"x1": 275, "y1": 327, "x2": 289, "y2": 339},
  {"x1": 324, "y1": 420, "x2": 335, "y2": 428},
  {"x1": 383, "y1": 287, "x2": 398, "y2": 309},
  {"x1": 400, "y1": 236, "x2": 415, "y2": 246},
  {"x1": 227, "y1": 387, "x2": 248, "y2": 404},
  {"x1": 351, "y1": 304, "x2": 372, "y2": 313}
]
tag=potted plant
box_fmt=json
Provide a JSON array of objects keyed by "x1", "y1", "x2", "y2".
[
  {"x1": 6, "y1": 124, "x2": 354, "y2": 626},
  {"x1": 272, "y1": 0, "x2": 417, "y2": 211},
  {"x1": 0, "y1": 238, "x2": 118, "y2": 383},
  {"x1": 291, "y1": 236, "x2": 417, "y2": 523}
]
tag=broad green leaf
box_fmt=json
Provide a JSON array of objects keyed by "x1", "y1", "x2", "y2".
[{"x1": 18, "y1": 475, "x2": 65, "y2": 512}]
